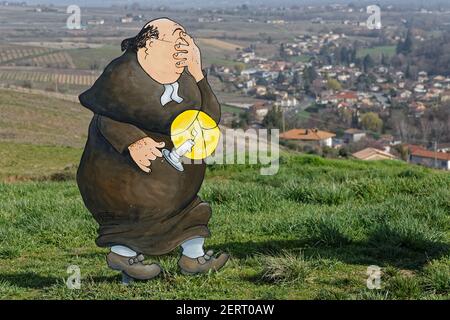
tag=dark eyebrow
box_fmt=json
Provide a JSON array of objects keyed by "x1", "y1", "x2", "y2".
[{"x1": 172, "y1": 27, "x2": 184, "y2": 35}]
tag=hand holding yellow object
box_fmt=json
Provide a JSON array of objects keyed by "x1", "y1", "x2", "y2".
[{"x1": 170, "y1": 109, "x2": 220, "y2": 160}]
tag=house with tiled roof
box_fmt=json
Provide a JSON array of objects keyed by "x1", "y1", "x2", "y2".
[
  {"x1": 343, "y1": 128, "x2": 366, "y2": 143},
  {"x1": 352, "y1": 148, "x2": 396, "y2": 161},
  {"x1": 441, "y1": 90, "x2": 450, "y2": 103},
  {"x1": 329, "y1": 91, "x2": 358, "y2": 104},
  {"x1": 436, "y1": 143, "x2": 450, "y2": 153},
  {"x1": 280, "y1": 128, "x2": 335, "y2": 147},
  {"x1": 249, "y1": 101, "x2": 271, "y2": 122},
  {"x1": 409, "y1": 147, "x2": 450, "y2": 170}
]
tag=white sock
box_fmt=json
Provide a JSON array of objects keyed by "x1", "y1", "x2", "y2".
[
  {"x1": 181, "y1": 237, "x2": 205, "y2": 258},
  {"x1": 111, "y1": 245, "x2": 137, "y2": 257}
]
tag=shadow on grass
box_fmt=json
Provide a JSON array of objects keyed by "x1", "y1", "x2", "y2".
[
  {"x1": 220, "y1": 229, "x2": 449, "y2": 271},
  {"x1": 84, "y1": 275, "x2": 122, "y2": 283},
  {"x1": 0, "y1": 272, "x2": 60, "y2": 289},
  {"x1": 1, "y1": 271, "x2": 124, "y2": 288}
]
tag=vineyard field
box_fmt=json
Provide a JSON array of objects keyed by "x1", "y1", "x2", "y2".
[{"x1": 0, "y1": 69, "x2": 98, "y2": 86}]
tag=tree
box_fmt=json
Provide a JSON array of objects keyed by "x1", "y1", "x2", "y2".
[
  {"x1": 276, "y1": 72, "x2": 286, "y2": 84},
  {"x1": 396, "y1": 29, "x2": 413, "y2": 55},
  {"x1": 262, "y1": 106, "x2": 283, "y2": 130},
  {"x1": 393, "y1": 144, "x2": 409, "y2": 161},
  {"x1": 361, "y1": 112, "x2": 383, "y2": 132},
  {"x1": 327, "y1": 78, "x2": 342, "y2": 91},
  {"x1": 22, "y1": 80, "x2": 32, "y2": 89},
  {"x1": 279, "y1": 43, "x2": 285, "y2": 58},
  {"x1": 350, "y1": 47, "x2": 357, "y2": 63},
  {"x1": 381, "y1": 53, "x2": 389, "y2": 66},
  {"x1": 405, "y1": 63, "x2": 411, "y2": 79},
  {"x1": 356, "y1": 74, "x2": 373, "y2": 91},
  {"x1": 338, "y1": 147, "x2": 350, "y2": 158},
  {"x1": 209, "y1": 64, "x2": 218, "y2": 74},
  {"x1": 291, "y1": 71, "x2": 300, "y2": 86},
  {"x1": 232, "y1": 112, "x2": 250, "y2": 129},
  {"x1": 405, "y1": 32, "x2": 414, "y2": 53},
  {"x1": 389, "y1": 88, "x2": 397, "y2": 97},
  {"x1": 339, "y1": 46, "x2": 349, "y2": 65},
  {"x1": 234, "y1": 63, "x2": 244, "y2": 74},
  {"x1": 363, "y1": 54, "x2": 374, "y2": 73},
  {"x1": 302, "y1": 66, "x2": 317, "y2": 95}
]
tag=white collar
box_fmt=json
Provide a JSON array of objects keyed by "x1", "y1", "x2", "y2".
[{"x1": 160, "y1": 82, "x2": 183, "y2": 106}]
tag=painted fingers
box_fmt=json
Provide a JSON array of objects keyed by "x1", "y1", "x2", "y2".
[{"x1": 129, "y1": 138, "x2": 165, "y2": 173}]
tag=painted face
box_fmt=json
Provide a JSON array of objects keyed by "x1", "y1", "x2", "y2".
[{"x1": 137, "y1": 18, "x2": 186, "y2": 85}]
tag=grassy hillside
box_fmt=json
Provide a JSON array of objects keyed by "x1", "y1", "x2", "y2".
[
  {"x1": 0, "y1": 154, "x2": 449, "y2": 300},
  {"x1": 0, "y1": 142, "x2": 81, "y2": 182},
  {"x1": 0, "y1": 89, "x2": 91, "y2": 147}
]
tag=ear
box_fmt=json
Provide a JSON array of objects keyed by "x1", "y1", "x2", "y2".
[{"x1": 146, "y1": 39, "x2": 154, "y2": 48}]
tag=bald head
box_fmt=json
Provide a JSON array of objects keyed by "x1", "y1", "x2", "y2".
[
  {"x1": 144, "y1": 18, "x2": 185, "y2": 36},
  {"x1": 121, "y1": 18, "x2": 185, "y2": 53},
  {"x1": 121, "y1": 18, "x2": 189, "y2": 84}
]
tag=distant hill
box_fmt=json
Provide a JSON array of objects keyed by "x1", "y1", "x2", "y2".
[{"x1": 21, "y1": 0, "x2": 449, "y2": 9}]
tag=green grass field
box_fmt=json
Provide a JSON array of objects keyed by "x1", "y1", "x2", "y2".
[
  {"x1": 357, "y1": 46, "x2": 397, "y2": 59},
  {"x1": 203, "y1": 57, "x2": 245, "y2": 69},
  {"x1": 286, "y1": 55, "x2": 313, "y2": 63},
  {"x1": 0, "y1": 151, "x2": 449, "y2": 299},
  {"x1": 221, "y1": 104, "x2": 246, "y2": 115},
  {"x1": 67, "y1": 45, "x2": 122, "y2": 71}
]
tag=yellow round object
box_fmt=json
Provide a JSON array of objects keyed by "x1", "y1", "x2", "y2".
[{"x1": 170, "y1": 110, "x2": 220, "y2": 160}]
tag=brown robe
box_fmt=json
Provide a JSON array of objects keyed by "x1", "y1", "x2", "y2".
[{"x1": 77, "y1": 50, "x2": 220, "y2": 256}]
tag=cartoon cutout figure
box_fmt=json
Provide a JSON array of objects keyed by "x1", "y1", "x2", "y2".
[{"x1": 77, "y1": 18, "x2": 228, "y2": 282}]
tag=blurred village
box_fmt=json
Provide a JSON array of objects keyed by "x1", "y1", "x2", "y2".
[{"x1": 212, "y1": 30, "x2": 450, "y2": 170}]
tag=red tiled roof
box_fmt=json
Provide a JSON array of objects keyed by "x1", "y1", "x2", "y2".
[
  {"x1": 280, "y1": 128, "x2": 335, "y2": 141},
  {"x1": 410, "y1": 148, "x2": 450, "y2": 161},
  {"x1": 352, "y1": 147, "x2": 396, "y2": 160},
  {"x1": 406, "y1": 144, "x2": 425, "y2": 152},
  {"x1": 335, "y1": 91, "x2": 358, "y2": 100}
]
